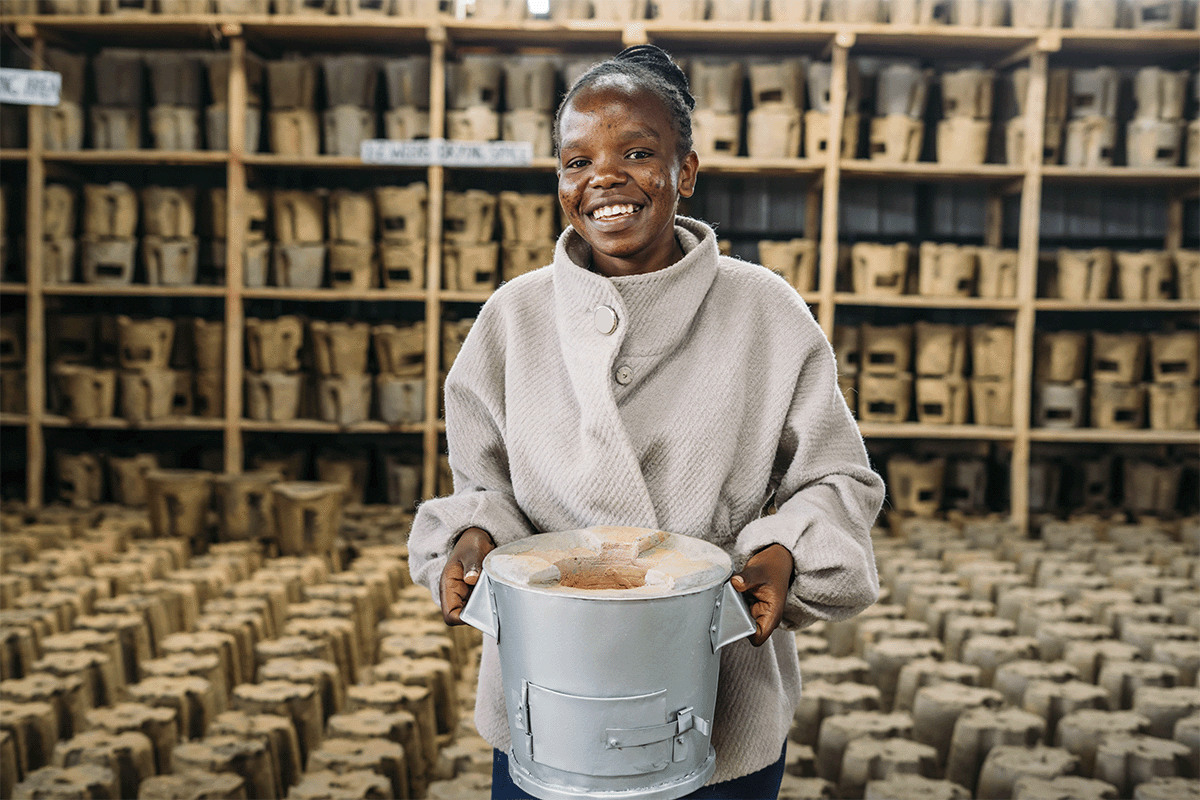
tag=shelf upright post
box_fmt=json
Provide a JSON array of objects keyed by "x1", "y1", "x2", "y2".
[
  {"x1": 224, "y1": 26, "x2": 248, "y2": 474},
  {"x1": 817, "y1": 32, "x2": 852, "y2": 340},
  {"x1": 1011, "y1": 45, "x2": 1054, "y2": 535},
  {"x1": 24, "y1": 27, "x2": 46, "y2": 509},
  {"x1": 424, "y1": 24, "x2": 448, "y2": 500}
]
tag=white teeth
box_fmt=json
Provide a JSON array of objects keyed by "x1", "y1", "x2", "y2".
[{"x1": 592, "y1": 203, "x2": 638, "y2": 220}]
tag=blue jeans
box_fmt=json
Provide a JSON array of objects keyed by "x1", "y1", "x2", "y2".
[{"x1": 490, "y1": 744, "x2": 787, "y2": 800}]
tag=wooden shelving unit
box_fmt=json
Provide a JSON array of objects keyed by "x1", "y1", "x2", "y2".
[{"x1": 1, "y1": 12, "x2": 1197, "y2": 527}]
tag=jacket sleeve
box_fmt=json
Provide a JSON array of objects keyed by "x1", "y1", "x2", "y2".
[
  {"x1": 406, "y1": 304, "x2": 537, "y2": 602},
  {"x1": 732, "y1": 317, "x2": 885, "y2": 630}
]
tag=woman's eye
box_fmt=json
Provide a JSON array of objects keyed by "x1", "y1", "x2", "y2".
[
  {"x1": 565, "y1": 158, "x2": 589, "y2": 169},
  {"x1": 629, "y1": 150, "x2": 652, "y2": 160}
]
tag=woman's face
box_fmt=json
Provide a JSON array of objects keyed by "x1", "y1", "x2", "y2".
[{"x1": 557, "y1": 79, "x2": 699, "y2": 278}]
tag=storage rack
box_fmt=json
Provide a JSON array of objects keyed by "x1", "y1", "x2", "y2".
[{"x1": 1, "y1": 12, "x2": 1197, "y2": 531}]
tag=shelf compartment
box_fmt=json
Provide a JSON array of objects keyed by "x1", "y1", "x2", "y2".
[
  {"x1": 1029, "y1": 428, "x2": 1200, "y2": 445},
  {"x1": 858, "y1": 422, "x2": 1016, "y2": 440},
  {"x1": 834, "y1": 293, "x2": 1021, "y2": 310},
  {"x1": 241, "y1": 419, "x2": 424, "y2": 433},
  {"x1": 41, "y1": 414, "x2": 226, "y2": 430}
]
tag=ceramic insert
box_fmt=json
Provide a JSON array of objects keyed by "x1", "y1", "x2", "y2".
[{"x1": 486, "y1": 526, "x2": 730, "y2": 597}]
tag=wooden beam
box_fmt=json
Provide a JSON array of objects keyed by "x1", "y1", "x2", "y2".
[
  {"x1": 224, "y1": 34, "x2": 248, "y2": 474},
  {"x1": 1010, "y1": 49, "x2": 1049, "y2": 536},
  {"x1": 424, "y1": 33, "x2": 448, "y2": 502},
  {"x1": 816, "y1": 41, "x2": 849, "y2": 340},
  {"x1": 25, "y1": 34, "x2": 46, "y2": 509}
]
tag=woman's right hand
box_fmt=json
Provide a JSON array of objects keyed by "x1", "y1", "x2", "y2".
[{"x1": 439, "y1": 527, "x2": 495, "y2": 626}]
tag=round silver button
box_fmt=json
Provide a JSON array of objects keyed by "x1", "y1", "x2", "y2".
[
  {"x1": 615, "y1": 365, "x2": 633, "y2": 385},
  {"x1": 594, "y1": 305, "x2": 619, "y2": 335}
]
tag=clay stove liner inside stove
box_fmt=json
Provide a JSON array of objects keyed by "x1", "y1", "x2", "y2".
[{"x1": 460, "y1": 526, "x2": 756, "y2": 800}]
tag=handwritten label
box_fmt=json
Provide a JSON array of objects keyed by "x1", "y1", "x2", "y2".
[
  {"x1": 0, "y1": 68, "x2": 62, "y2": 107},
  {"x1": 361, "y1": 138, "x2": 534, "y2": 167}
]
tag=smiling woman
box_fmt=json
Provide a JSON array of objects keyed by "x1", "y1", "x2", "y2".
[{"x1": 407, "y1": 44, "x2": 885, "y2": 800}]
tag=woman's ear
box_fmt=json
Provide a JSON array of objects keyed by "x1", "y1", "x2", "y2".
[{"x1": 678, "y1": 149, "x2": 699, "y2": 199}]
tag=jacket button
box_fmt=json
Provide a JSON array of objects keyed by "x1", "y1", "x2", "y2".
[
  {"x1": 594, "y1": 305, "x2": 618, "y2": 335},
  {"x1": 615, "y1": 365, "x2": 633, "y2": 385}
]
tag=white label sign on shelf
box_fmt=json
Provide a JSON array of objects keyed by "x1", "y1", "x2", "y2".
[
  {"x1": 361, "y1": 138, "x2": 534, "y2": 167},
  {"x1": 0, "y1": 68, "x2": 62, "y2": 107}
]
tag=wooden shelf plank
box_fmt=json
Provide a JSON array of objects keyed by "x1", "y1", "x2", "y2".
[
  {"x1": 439, "y1": 289, "x2": 494, "y2": 302},
  {"x1": 0, "y1": 284, "x2": 28, "y2": 294},
  {"x1": 1035, "y1": 299, "x2": 1200, "y2": 312},
  {"x1": 840, "y1": 161, "x2": 1025, "y2": 181},
  {"x1": 43, "y1": 284, "x2": 227, "y2": 297},
  {"x1": 240, "y1": 419, "x2": 424, "y2": 434},
  {"x1": 0, "y1": 413, "x2": 28, "y2": 426},
  {"x1": 242, "y1": 288, "x2": 426, "y2": 301},
  {"x1": 41, "y1": 414, "x2": 226, "y2": 430},
  {"x1": 1055, "y1": 28, "x2": 1200, "y2": 62},
  {"x1": 858, "y1": 422, "x2": 1017, "y2": 440},
  {"x1": 1029, "y1": 428, "x2": 1200, "y2": 445},
  {"x1": 43, "y1": 150, "x2": 228, "y2": 165},
  {"x1": 834, "y1": 293, "x2": 1022, "y2": 309},
  {"x1": 1041, "y1": 165, "x2": 1200, "y2": 186},
  {"x1": 0, "y1": 150, "x2": 29, "y2": 162}
]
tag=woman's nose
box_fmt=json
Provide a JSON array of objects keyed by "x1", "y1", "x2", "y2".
[{"x1": 587, "y1": 155, "x2": 628, "y2": 188}]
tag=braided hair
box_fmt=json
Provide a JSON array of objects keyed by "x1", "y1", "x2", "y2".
[{"x1": 553, "y1": 44, "x2": 696, "y2": 161}]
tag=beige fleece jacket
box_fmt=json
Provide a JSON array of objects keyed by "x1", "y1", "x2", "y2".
[{"x1": 408, "y1": 216, "x2": 884, "y2": 783}]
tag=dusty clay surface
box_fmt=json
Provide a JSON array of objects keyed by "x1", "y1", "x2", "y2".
[{"x1": 486, "y1": 526, "x2": 730, "y2": 596}]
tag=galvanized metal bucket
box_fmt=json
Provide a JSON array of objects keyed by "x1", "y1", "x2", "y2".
[{"x1": 460, "y1": 527, "x2": 756, "y2": 800}]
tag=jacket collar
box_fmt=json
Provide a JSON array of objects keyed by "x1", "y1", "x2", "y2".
[{"x1": 552, "y1": 215, "x2": 720, "y2": 358}]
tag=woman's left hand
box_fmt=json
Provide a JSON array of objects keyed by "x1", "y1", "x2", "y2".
[{"x1": 731, "y1": 544, "x2": 795, "y2": 646}]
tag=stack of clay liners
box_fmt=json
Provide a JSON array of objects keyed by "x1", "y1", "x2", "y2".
[
  {"x1": 914, "y1": 321, "x2": 970, "y2": 425},
  {"x1": 1127, "y1": 67, "x2": 1188, "y2": 168},
  {"x1": 1065, "y1": 67, "x2": 1119, "y2": 168},
  {"x1": 501, "y1": 56, "x2": 557, "y2": 157},
  {"x1": 446, "y1": 55, "x2": 502, "y2": 143},
  {"x1": 690, "y1": 57, "x2": 743, "y2": 157},
  {"x1": 190, "y1": 318, "x2": 225, "y2": 419},
  {"x1": 43, "y1": 49, "x2": 85, "y2": 151},
  {"x1": 383, "y1": 55, "x2": 431, "y2": 141},
  {"x1": 327, "y1": 190, "x2": 375, "y2": 290},
  {"x1": 498, "y1": 191, "x2": 556, "y2": 283},
  {"x1": 373, "y1": 320, "x2": 425, "y2": 427},
  {"x1": 758, "y1": 237, "x2": 817, "y2": 293},
  {"x1": 244, "y1": 315, "x2": 305, "y2": 422},
  {"x1": 205, "y1": 51, "x2": 264, "y2": 152},
  {"x1": 918, "y1": 242, "x2": 976, "y2": 298},
  {"x1": 140, "y1": 187, "x2": 199, "y2": 286},
  {"x1": 272, "y1": 189, "x2": 326, "y2": 289},
  {"x1": 442, "y1": 191, "x2": 498, "y2": 292},
  {"x1": 43, "y1": 184, "x2": 77, "y2": 284},
  {"x1": 90, "y1": 50, "x2": 142, "y2": 150},
  {"x1": 145, "y1": 51, "x2": 204, "y2": 151},
  {"x1": 1090, "y1": 331, "x2": 1147, "y2": 430},
  {"x1": 310, "y1": 320, "x2": 372, "y2": 426},
  {"x1": 0, "y1": 315, "x2": 25, "y2": 415},
  {"x1": 322, "y1": 56, "x2": 378, "y2": 157},
  {"x1": 746, "y1": 57, "x2": 805, "y2": 158},
  {"x1": 1146, "y1": 331, "x2": 1199, "y2": 431},
  {"x1": 870, "y1": 60, "x2": 928, "y2": 163},
  {"x1": 267, "y1": 56, "x2": 320, "y2": 157},
  {"x1": 115, "y1": 316, "x2": 177, "y2": 423},
  {"x1": 80, "y1": 182, "x2": 137, "y2": 286},
  {"x1": 937, "y1": 66, "x2": 993, "y2": 165},
  {"x1": 970, "y1": 323, "x2": 1015, "y2": 426},
  {"x1": 375, "y1": 183, "x2": 428, "y2": 290},
  {"x1": 1007, "y1": 66, "x2": 1070, "y2": 165},
  {"x1": 206, "y1": 188, "x2": 270, "y2": 287},
  {"x1": 857, "y1": 322, "x2": 914, "y2": 423},
  {"x1": 807, "y1": 60, "x2": 861, "y2": 158}
]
